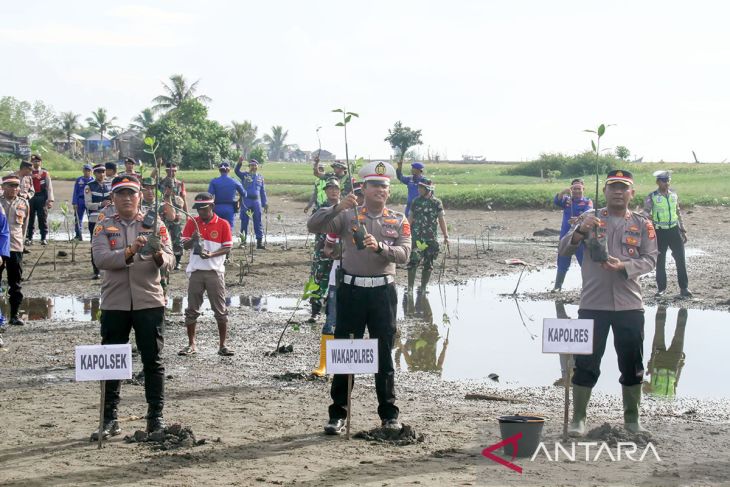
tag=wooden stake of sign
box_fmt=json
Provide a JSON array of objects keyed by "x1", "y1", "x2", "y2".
[
  {"x1": 562, "y1": 355, "x2": 572, "y2": 442},
  {"x1": 98, "y1": 380, "x2": 106, "y2": 449},
  {"x1": 346, "y1": 333, "x2": 354, "y2": 440}
]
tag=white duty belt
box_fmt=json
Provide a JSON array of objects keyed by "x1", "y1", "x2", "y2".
[{"x1": 342, "y1": 274, "x2": 394, "y2": 288}]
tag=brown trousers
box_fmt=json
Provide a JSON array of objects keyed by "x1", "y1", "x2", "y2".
[{"x1": 184, "y1": 270, "x2": 228, "y2": 326}]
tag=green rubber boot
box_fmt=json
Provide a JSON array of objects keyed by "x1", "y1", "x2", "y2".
[
  {"x1": 407, "y1": 267, "x2": 417, "y2": 293},
  {"x1": 623, "y1": 384, "x2": 649, "y2": 434},
  {"x1": 568, "y1": 385, "x2": 592, "y2": 437},
  {"x1": 420, "y1": 269, "x2": 432, "y2": 293}
]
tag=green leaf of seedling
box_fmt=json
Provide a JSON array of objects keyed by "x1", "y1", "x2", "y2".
[
  {"x1": 344, "y1": 115, "x2": 351, "y2": 123},
  {"x1": 332, "y1": 109, "x2": 343, "y2": 113},
  {"x1": 301, "y1": 277, "x2": 321, "y2": 299},
  {"x1": 246, "y1": 209, "x2": 253, "y2": 217},
  {"x1": 591, "y1": 140, "x2": 597, "y2": 152},
  {"x1": 335, "y1": 122, "x2": 344, "y2": 127},
  {"x1": 276, "y1": 213, "x2": 282, "y2": 221},
  {"x1": 442, "y1": 313, "x2": 451, "y2": 325},
  {"x1": 597, "y1": 124, "x2": 606, "y2": 137},
  {"x1": 416, "y1": 240, "x2": 429, "y2": 251},
  {"x1": 583, "y1": 129, "x2": 596, "y2": 134},
  {"x1": 144, "y1": 136, "x2": 155, "y2": 147},
  {"x1": 292, "y1": 323, "x2": 301, "y2": 332},
  {"x1": 414, "y1": 339, "x2": 427, "y2": 351},
  {"x1": 346, "y1": 112, "x2": 359, "y2": 117}
]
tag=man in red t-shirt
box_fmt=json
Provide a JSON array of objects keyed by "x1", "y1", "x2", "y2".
[{"x1": 179, "y1": 192, "x2": 234, "y2": 356}]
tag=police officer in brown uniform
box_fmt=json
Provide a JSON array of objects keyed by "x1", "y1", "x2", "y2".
[
  {"x1": 308, "y1": 161, "x2": 411, "y2": 435},
  {"x1": 0, "y1": 175, "x2": 30, "y2": 326},
  {"x1": 559, "y1": 170, "x2": 658, "y2": 436},
  {"x1": 91, "y1": 175, "x2": 175, "y2": 439},
  {"x1": 14, "y1": 160, "x2": 35, "y2": 206}
]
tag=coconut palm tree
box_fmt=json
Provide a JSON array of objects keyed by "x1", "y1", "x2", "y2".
[
  {"x1": 130, "y1": 108, "x2": 155, "y2": 132},
  {"x1": 152, "y1": 74, "x2": 212, "y2": 113},
  {"x1": 59, "y1": 111, "x2": 80, "y2": 156},
  {"x1": 229, "y1": 120, "x2": 261, "y2": 160},
  {"x1": 86, "y1": 108, "x2": 118, "y2": 155},
  {"x1": 263, "y1": 125, "x2": 289, "y2": 161}
]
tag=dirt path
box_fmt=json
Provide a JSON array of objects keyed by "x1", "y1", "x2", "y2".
[{"x1": 1, "y1": 182, "x2": 729, "y2": 486}]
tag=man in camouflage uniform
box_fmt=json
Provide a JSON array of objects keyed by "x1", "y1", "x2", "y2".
[
  {"x1": 407, "y1": 178, "x2": 449, "y2": 293},
  {"x1": 160, "y1": 180, "x2": 186, "y2": 273},
  {"x1": 313, "y1": 159, "x2": 352, "y2": 197},
  {"x1": 308, "y1": 178, "x2": 341, "y2": 322}
]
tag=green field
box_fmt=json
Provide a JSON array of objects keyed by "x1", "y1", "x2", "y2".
[{"x1": 50, "y1": 160, "x2": 730, "y2": 209}]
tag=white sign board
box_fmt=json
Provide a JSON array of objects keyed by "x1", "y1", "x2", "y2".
[
  {"x1": 542, "y1": 319, "x2": 594, "y2": 355},
  {"x1": 326, "y1": 338, "x2": 379, "y2": 375},
  {"x1": 75, "y1": 344, "x2": 133, "y2": 381}
]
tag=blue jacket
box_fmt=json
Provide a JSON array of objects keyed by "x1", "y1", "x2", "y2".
[
  {"x1": 72, "y1": 175, "x2": 93, "y2": 207},
  {"x1": 208, "y1": 175, "x2": 246, "y2": 205},
  {"x1": 0, "y1": 210, "x2": 10, "y2": 257},
  {"x1": 553, "y1": 194, "x2": 593, "y2": 234},
  {"x1": 396, "y1": 168, "x2": 426, "y2": 209},
  {"x1": 235, "y1": 167, "x2": 267, "y2": 207}
]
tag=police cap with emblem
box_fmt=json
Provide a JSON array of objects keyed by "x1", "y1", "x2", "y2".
[
  {"x1": 324, "y1": 177, "x2": 340, "y2": 189},
  {"x1": 93, "y1": 163, "x2": 105, "y2": 173},
  {"x1": 652, "y1": 170, "x2": 672, "y2": 181},
  {"x1": 111, "y1": 175, "x2": 141, "y2": 193},
  {"x1": 605, "y1": 169, "x2": 634, "y2": 186},
  {"x1": 331, "y1": 160, "x2": 347, "y2": 170},
  {"x1": 2, "y1": 174, "x2": 20, "y2": 185},
  {"x1": 358, "y1": 161, "x2": 396, "y2": 184}
]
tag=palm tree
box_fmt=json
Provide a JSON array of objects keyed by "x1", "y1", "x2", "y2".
[
  {"x1": 130, "y1": 108, "x2": 155, "y2": 132},
  {"x1": 229, "y1": 120, "x2": 261, "y2": 160},
  {"x1": 151, "y1": 74, "x2": 212, "y2": 112},
  {"x1": 263, "y1": 125, "x2": 289, "y2": 161},
  {"x1": 86, "y1": 108, "x2": 118, "y2": 155},
  {"x1": 59, "y1": 111, "x2": 80, "y2": 156}
]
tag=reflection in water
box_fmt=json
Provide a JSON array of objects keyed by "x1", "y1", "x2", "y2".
[
  {"x1": 644, "y1": 306, "x2": 688, "y2": 399},
  {"x1": 0, "y1": 294, "x2": 297, "y2": 322},
  {"x1": 554, "y1": 301, "x2": 572, "y2": 386},
  {"x1": 396, "y1": 292, "x2": 448, "y2": 374},
  {"x1": 392, "y1": 269, "x2": 728, "y2": 400},
  {"x1": 0, "y1": 296, "x2": 100, "y2": 321}
]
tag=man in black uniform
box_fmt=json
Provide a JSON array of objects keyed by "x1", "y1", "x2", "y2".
[{"x1": 308, "y1": 161, "x2": 411, "y2": 435}]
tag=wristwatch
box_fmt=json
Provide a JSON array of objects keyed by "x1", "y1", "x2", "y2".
[{"x1": 376, "y1": 241, "x2": 384, "y2": 254}]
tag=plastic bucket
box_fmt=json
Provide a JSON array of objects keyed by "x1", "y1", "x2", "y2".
[{"x1": 497, "y1": 415, "x2": 545, "y2": 458}]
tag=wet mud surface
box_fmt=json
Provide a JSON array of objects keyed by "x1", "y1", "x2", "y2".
[{"x1": 1, "y1": 183, "x2": 729, "y2": 485}]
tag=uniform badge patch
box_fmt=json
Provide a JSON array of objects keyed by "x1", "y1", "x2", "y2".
[
  {"x1": 646, "y1": 221, "x2": 656, "y2": 240},
  {"x1": 94, "y1": 225, "x2": 104, "y2": 236},
  {"x1": 401, "y1": 220, "x2": 411, "y2": 237},
  {"x1": 210, "y1": 230, "x2": 219, "y2": 239},
  {"x1": 106, "y1": 225, "x2": 120, "y2": 232}
]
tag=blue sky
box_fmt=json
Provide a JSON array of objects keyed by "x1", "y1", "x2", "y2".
[{"x1": 3, "y1": 0, "x2": 730, "y2": 162}]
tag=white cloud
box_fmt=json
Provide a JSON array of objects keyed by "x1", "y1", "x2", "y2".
[{"x1": 0, "y1": 24, "x2": 183, "y2": 48}]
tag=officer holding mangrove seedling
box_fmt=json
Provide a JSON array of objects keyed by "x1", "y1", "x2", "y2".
[{"x1": 559, "y1": 170, "x2": 657, "y2": 436}]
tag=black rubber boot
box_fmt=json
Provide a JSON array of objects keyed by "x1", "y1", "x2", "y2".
[
  {"x1": 173, "y1": 254, "x2": 181, "y2": 271},
  {"x1": 90, "y1": 406, "x2": 121, "y2": 441},
  {"x1": 552, "y1": 271, "x2": 567, "y2": 292},
  {"x1": 146, "y1": 405, "x2": 166, "y2": 433},
  {"x1": 256, "y1": 239, "x2": 265, "y2": 250}
]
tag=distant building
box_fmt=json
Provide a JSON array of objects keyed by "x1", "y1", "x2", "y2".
[
  {"x1": 112, "y1": 129, "x2": 144, "y2": 160},
  {"x1": 313, "y1": 149, "x2": 336, "y2": 161},
  {"x1": 84, "y1": 134, "x2": 113, "y2": 154}
]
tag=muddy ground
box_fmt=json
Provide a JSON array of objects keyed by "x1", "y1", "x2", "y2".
[{"x1": 1, "y1": 181, "x2": 729, "y2": 486}]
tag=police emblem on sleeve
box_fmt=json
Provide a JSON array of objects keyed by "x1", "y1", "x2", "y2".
[{"x1": 375, "y1": 162, "x2": 386, "y2": 175}]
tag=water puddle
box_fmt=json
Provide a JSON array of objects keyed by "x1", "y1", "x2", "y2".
[
  {"x1": 0, "y1": 294, "x2": 301, "y2": 322},
  {"x1": 396, "y1": 265, "x2": 730, "y2": 400}
]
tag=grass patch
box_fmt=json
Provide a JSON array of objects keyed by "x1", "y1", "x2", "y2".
[{"x1": 49, "y1": 158, "x2": 730, "y2": 209}]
